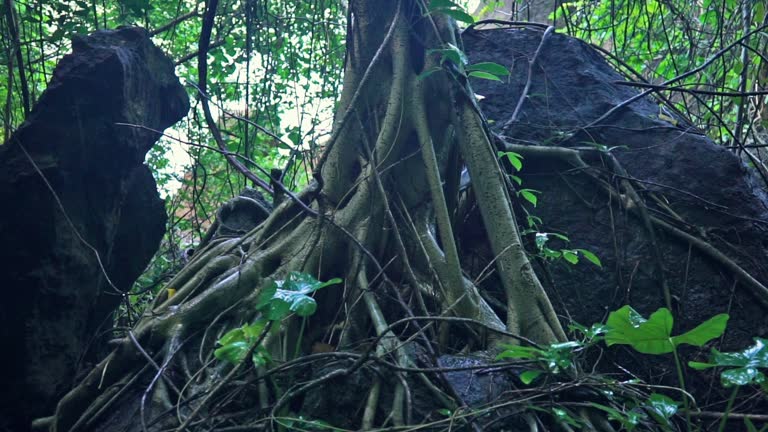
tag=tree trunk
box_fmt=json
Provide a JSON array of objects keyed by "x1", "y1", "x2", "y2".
[{"x1": 47, "y1": 1, "x2": 565, "y2": 430}]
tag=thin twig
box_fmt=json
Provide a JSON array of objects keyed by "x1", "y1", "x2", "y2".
[{"x1": 503, "y1": 26, "x2": 554, "y2": 130}]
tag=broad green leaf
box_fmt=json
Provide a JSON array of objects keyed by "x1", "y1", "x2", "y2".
[
  {"x1": 520, "y1": 370, "x2": 543, "y2": 384},
  {"x1": 689, "y1": 338, "x2": 768, "y2": 387},
  {"x1": 496, "y1": 344, "x2": 544, "y2": 360},
  {"x1": 510, "y1": 175, "x2": 523, "y2": 185},
  {"x1": 721, "y1": 367, "x2": 764, "y2": 387},
  {"x1": 605, "y1": 306, "x2": 675, "y2": 354},
  {"x1": 468, "y1": 71, "x2": 502, "y2": 81},
  {"x1": 606, "y1": 306, "x2": 727, "y2": 354},
  {"x1": 562, "y1": 249, "x2": 579, "y2": 264},
  {"x1": 256, "y1": 281, "x2": 278, "y2": 310},
  {"x1": 257, "y1": 273, "x2": 340, "y2": 320},
  {"x1": 279, "y1": 271, "x2": 333, "y2": 293},
  {"x1": 428, "y1": 48, "x2": 461, "y2": 66},
  {"x1": 647, "y1": 393, "x2": 678, "y2": 420},
  {"x1": 252, "y1": 346, "x2": 272, "y2": 367},
  {"x1": 428, "y1": 0, "x2": 461, "y2": 10},
  {"x1": 439, "y1": 8, "x2": 475, "y2": 23},
  {"x1": 214, "y1": 341, "x2": 250, "y2": 364},
  {"x1": 466, "y1": 62, "x2": 510, "y2": 76},
  {"x1": 428, "y1": 44, "x2": 468, "y2": 66},
  {"x1": 242, "y1": 320, "x2": 267, "y2": 339},
  {"x1": 498, "y1": 151, "x2": 523, "y2": 171},
  {"x1": 519, "y1": 189, "x2": 539, "y2": 207},
  {"x1": 290, "y1": 295, "x2": 317, "y2": 316},
  {"x1": 577, "y1": 249, "x2": 602, "y2": 267},
  {"x1": 755, "y1": 2, "x2": 766, "y2": 24},
  {"x1": 544, "y1": 342, "x2": 579, "y2": 372},
  {"x1": 218, "y1": 327, "x2": 246, "y2": 346},
  {"x1": 670, "y1": 314, "x2": 728, "y2": 347},
  {"x1": 263, "y1": 298, "x2": 292, "y2": 320}
]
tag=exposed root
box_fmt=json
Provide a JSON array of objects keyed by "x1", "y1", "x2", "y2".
[{"x1": 49, "y1": 4, "x2": 576, "y2": 431}]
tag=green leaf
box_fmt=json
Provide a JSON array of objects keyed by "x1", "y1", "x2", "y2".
[
  {"x1": 428, "y1": 43, "x2": 468, "y2": 66},
  {"x1": 510, "y1": 175, "x2": 523, "y2": 185},
  {"x1": 214, "y1": 341, "x2": 250, "y2": 364},
  {"x1": 427, "y1": 0, "x2": 461, "y2": 10},
  {"x1": 552, "y1": 408, "x2": 582, "y2": 428},
  {"x1": 290, "y1": 295, "x2": 318, "y2": 316},
  {"x1": 257, "y1": 273, "x2": 340, "y2": 320},
  {"x1": 519, "y1": 189, "x2": 539, "y2": 207},
  {"x1": 242, "y1": 320, "x2": 268, "y2": 340},
  {"x1": 605, "y1": 306, "x2": 675, "y2": 354},
  {"x1": 744, "y1": 417, "x2": 758, "y2": 432},
  {"x1": 256, "y1": 281, "x2": 278, "y2": 310},
  {"x1": 755, "y1": 2, "x2": 766, "y2": 24},
  {"x1": 252, "y1": 346, "x2": 272, "y2": 367},
  {"x1": 534, "y1": 232, "x2": 549, "y2": 249},
  {"x1": 606, "y1": 306, "x2": 728, "y2": 355},
  {"x1": 721, "y1": 367, "x2": 764, "y2": 387},
  {"x1": 437, "y1": 408, "x2": 452, "y2": 416},
  {"x1": 262, "y1": 297, "x2": 292, "y2": 320},
  {"x1": 439, "y1": 8, "x2": 475, "y2": 23},
  {"x1": 498, "y1": 151, "x2": 524, "y2": 171},
  {"x1": 520, "y1": 370, "x2": 543, "y2": 384},
  {"x1": 562, "y1": 249, "x2": 579, "y2": 264},
  {"x1": 670, "y1": 314, "x2": 729, "y2": 348},
  {"x1": 647, "y1": 393, "x2": 679, "y2": 420},
  {"x1": 468, "y1": 71, "x2": 502, "y2": 81},
  {"x1": 527, "y1": 215, "x2": 542, "y2": 228},
  {"x1": 218, "y1": 327, "x2": 246, "y2": 346},
  {"x1": 688, "y1": 361, "x2": 716, "y2": 370},
  {"x1": 590, "y1": 403, "x2": 644, "y2": 431},
  {"x1": 467, "y1": 62, "x2": 510, "y2": 76},
  {"x1": 417, "y1": 67, "x2": 442, "y2": 80},
  {"x1": 496, "y1": 344, "x2": 544, "y2": 360},
  {"x1": 689, "y1": 338, "x2": 768, "y2": 387},
  {"x1": 577, "y1": 249, "x2": 602, "y2": 267}
]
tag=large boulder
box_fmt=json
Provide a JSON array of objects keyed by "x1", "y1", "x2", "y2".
[
  {"x1": 462, "y1": 27, "x2": 768, "y2": 403},
  {"x1": 0, "y1": 27, "x2": 188, "y2": 430}
]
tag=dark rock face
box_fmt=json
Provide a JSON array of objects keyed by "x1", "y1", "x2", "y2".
[
  {"x1": 0, "y1": 27, "x2": 188, "y2": 430},
  {"x1": 438, "y1": 355, "x2": 516, "y2": 407},
  {"x1": 462, "y1": 28, "x2": 768, "y2": 398},
  {"x1": 207, "y1": 188, "x2": 273, "y2": 242}
]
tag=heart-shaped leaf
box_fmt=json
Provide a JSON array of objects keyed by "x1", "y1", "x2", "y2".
[
  {"x1": 605, "y1": 306, "x2": 728, "y2": 355},
  {"x1": 689, "y1": 338, "x2": 768, "y2": 387}
]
